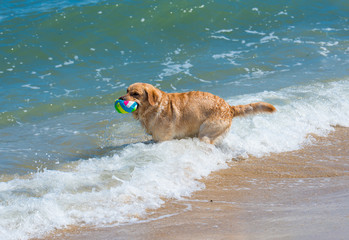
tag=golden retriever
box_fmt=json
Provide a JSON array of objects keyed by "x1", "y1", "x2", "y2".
[{"x1": 119, "y1": 83, "x2": 276, "y2": 144}]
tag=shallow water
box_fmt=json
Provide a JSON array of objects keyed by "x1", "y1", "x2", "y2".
[
  {"x1": 51, "y1": 127, "x2": 349, "y2": 240},
  {"x1": 1, "y1": 0, "x2": 349, "y2": 239}
]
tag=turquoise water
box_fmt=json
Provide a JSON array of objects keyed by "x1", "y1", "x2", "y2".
[
  {"x1": 1, "y1": 1, "x2": 349, "y2": 239},
  {"x1": 1, "y1": 0, "x2": 348, "y2": 174}
]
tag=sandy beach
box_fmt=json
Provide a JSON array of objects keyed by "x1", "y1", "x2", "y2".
[{"x1": 45, "y1": 126, "x2": 349, "y2": 240}]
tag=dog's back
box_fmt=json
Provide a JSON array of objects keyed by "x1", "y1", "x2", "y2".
[{"x1": 119, "y1": 83, "x2": 276, "y2": 144}]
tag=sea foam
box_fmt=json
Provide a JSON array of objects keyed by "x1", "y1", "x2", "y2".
[
  {"x1": 225, "y1": 79, "x2": 349, "y2": 157},
  {"x1": 0, "y1": 140, "x2": 228, "y2": 240}
]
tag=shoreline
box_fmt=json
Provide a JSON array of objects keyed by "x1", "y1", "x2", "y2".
[{"x1": 47, "y1": 126, "x2": 349, "y2": 240}]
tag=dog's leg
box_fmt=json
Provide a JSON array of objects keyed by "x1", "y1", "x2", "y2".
[
  {"x1": 198, "y1": 119, "x2": 232, "y2": 144},
  {"x1": 151, "y1": 125, "x2": 176, "y2": 142}
]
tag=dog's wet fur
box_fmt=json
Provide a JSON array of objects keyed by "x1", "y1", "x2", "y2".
[{"x1": 119, "y1": 83, "x2": 276, "y2": 144}]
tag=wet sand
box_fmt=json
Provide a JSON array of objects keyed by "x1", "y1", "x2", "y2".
[{"x1": 48, "y1": 127, "x2": 349, "y2": 240}]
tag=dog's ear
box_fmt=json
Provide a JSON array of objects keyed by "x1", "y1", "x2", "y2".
[{"x1": 145, "y1": 86, "x2": 160, "y2": 106}]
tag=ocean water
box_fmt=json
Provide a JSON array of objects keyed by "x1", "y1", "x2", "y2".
[{"x1": 1, "y1": 0, "x2": 349, "y2": 239}]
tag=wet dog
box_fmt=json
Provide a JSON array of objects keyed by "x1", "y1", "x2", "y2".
[{"x1": 119, "y1": 83, "x2": 276, "y2": 144}]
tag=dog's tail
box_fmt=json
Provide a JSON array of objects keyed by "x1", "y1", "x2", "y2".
[{"x1": 231, "y1": 102, "x2": 276, "y2": 117}]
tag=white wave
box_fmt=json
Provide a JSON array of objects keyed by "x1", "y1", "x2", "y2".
[
  {"x1": 0, "y1": 140, "x2": 228, "y2": 240},
  {"x1": 157, "y1": 59, "x2": 193, "y2": 80},
  {"x1": 260, "y1": 32, "x2": 279, "y2": 43},
  {"x1": 210, "y1": 35, "x2": 231, "y2": 41},
  {"x1": 319, "y1": 46, "x2": 330, "y2": 57},
  {"x1": 215, "y1": 29, "x2": 233, "y2": 33},
  {"x1": 21, "y1": 84, "x2": 40, "y2": 90},
  {"x1": 242, "y1": 67, "x2": 275, "y2": 79},
  {"x1": 213, "y1": 51, "x2": 243, "y2": 60},
  {"x1": 225, "y1": 79, "x2": 349, "y2": 157},
  {"x1": 275, "y1": 10, "x2": 288, "y2": 16},
  {"x1": 1, "y1": 79, "x2": 349, "y2": 240},
  {"x1": 212, "y1": 50, "x2": 243, "y2": 65},
  {"x1": 245, "y1": 30, "x2": 266, "y2": 36}
]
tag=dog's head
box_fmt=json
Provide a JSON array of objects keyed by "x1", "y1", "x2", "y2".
[{"x1": 118, "y1": 83, "x2": 162, "y2": 111}]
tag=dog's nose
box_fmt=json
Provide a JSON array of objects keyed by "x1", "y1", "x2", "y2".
[{"x1": 118, "y1": 96, "x2": 126, "y2": 100}]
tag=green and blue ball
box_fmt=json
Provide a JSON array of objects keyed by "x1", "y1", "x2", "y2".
[{"x1": 114, "y1": 100, "x2": 138, "y2": 114}]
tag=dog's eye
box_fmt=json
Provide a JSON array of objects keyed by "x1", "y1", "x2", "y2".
[{"x1": 131, "y1": 92, "x2": 140, "y2": 97}]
